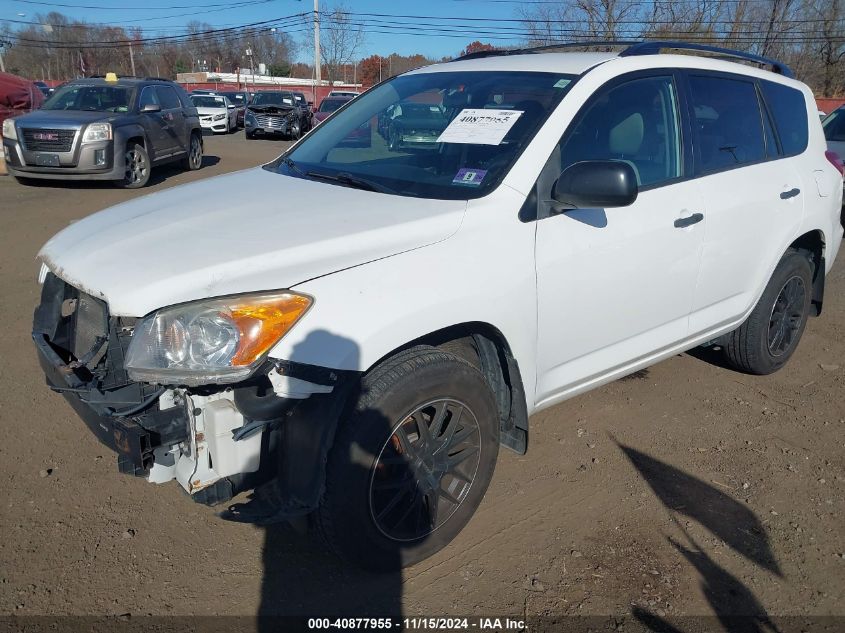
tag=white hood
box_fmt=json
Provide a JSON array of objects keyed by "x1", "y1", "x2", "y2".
[
  {"x1": 196, "y1": 106, "x2": 227, "y2": 116},
  {"x1": 39, "y1": 168, "x2": 467, "y2": 316}
]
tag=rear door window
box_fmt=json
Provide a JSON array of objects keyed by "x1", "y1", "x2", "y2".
[
  {"x1": 688, "y1": 75, "x2": 766, "y2": 173},
  {"x1": 156, "y1": 86, "x2": 182, "y2": 110},
  {"x1": 760, "y1": 81, "x2": 809, "y2": 155}
]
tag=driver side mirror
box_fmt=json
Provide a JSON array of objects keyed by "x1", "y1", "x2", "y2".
[
  {"x1": 552, "y1": 160, "x2": 638, "y2": 209},
  {"x1": 228, "y1": 104, "x2": 236, "y2": 109},
  {"x1": 140, "y1": 103, "x2": 161, "y2": 113}
]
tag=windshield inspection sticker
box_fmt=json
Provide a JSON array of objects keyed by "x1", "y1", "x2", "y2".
[
  {"x1": 437, "y1": 109, "x2": 523, "y2": 145},
  {"x1": 453, "y1": 168, "x2": 488, "y2": 186}
]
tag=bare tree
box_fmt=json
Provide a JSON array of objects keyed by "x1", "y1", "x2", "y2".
[{"x1": 318, "y1": 3, "x2": 365, "y2": 84}]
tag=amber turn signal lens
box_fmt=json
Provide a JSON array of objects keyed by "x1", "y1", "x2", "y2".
[{"x1": 229, "y1": 293, "x2": 312, "y2": 366}]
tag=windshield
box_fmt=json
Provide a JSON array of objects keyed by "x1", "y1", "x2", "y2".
[
  {"x1": 271, "y1": 70, "x2": 576, "y2": 200},
  {"x1": 252, "y1": 92, "x2": 295, "y2": 106},
  {"x1": 220, "y1": 92, "x2": 246, "y2": 105},
  {"x1": 319, "y1": 98, "x2": 348, "y2": 113},
  {"x1": 192, "y1": 95, "x2": 227, "y2": 108},
  {"x1": 42, "y1": 84, "x2": 133, "y2": 112}
]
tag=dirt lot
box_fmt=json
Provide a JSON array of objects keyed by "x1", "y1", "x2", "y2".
[{"x1": 0, "y1": 132, "x2": 843, "y2": 629}]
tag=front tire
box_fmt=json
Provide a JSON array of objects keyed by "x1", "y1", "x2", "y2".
[
  {"x1": 288, "y1": 120, "x2": 301, "y2": 141},
  {"x1": 118, "y1": 142, "x2": 150, "y2": 189},
  {"x1": 315, "y1": 346, "x2": 499, "y2": 571},
  {"x1": 723, "y1": 250, "x2": 814, "y2": 375}
]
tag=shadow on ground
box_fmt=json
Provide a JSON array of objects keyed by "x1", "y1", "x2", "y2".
[{"x1": 617, "y1": 442, "x2": 782, "y2": 633}]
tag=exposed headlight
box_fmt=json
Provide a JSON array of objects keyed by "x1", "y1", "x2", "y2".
[
  {"x1": 82, "y1": 122, "x2": 112, "y2": 143},
  {"x1": 124, "y1": 291, "x2": 312, "y2": 386},
  {"x1": 213, "y1": 113, "x2": 226, "y2": 121},
  {"x1": 2, "y1": 118, "x2": 17, "y2": 140}
]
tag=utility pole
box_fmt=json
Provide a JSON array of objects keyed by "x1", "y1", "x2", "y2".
[
  {"x1": 0, "y1": 39, "x2": 10, "y2": 73},
  {"x1": 128, "y1": 41, "x2": 136, "y2": 76},
  {"x1": 313, "y1": 0, "x2": 320, "y2": 86}
]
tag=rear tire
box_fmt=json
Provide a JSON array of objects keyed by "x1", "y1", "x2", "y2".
[
  {"x1": 722, "y1": 250, "x2": 813, "y2": 375},
  {"x1": 315, "y1": 346, "x2": 499, "y2": 571}
]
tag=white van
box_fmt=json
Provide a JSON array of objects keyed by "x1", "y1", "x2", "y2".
[{"x1": 32, "y1": 42, "x2": 843, "y2": 570}]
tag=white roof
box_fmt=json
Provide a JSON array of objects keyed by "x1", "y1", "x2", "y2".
[
  {"x1": 411, "y1": 52, "x2": 618, "y2": 76},
  {"x1": 407, "y1": 50, "x2": 801, "y2": 88}
]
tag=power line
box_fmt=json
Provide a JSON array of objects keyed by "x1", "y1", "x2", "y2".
[{"x1": 10, "y1": 0, "x2": 277, "y2": 9}]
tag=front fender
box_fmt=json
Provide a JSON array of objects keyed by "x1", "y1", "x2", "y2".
[{"x1": 269, "y1": 185, "x2": 541, "y2": 413}]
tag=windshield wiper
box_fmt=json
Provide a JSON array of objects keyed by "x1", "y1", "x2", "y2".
[{"x1": 304, "y1": 170, "x2": 397, "y2": 195}]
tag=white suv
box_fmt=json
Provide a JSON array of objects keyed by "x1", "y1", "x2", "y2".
[{"x1": 32, "y1": 42, "x2": 843, "y2": 570}]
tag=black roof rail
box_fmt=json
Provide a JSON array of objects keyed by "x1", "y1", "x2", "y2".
[
  {"x1": 453, "y1": 39, "x2": 793, "y2": 78},
  {"x1": 620, "y1": 41, "x2": 793, "y2": 78},
  {"x1": 143, "y1": 76, "x2": 174, "y2": 82},
  {"x1": 454, "y1": 40, "x2": 640, "y2": 61}
]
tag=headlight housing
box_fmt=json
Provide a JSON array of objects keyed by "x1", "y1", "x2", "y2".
[
  {"x1": 245, "y1": 113, "x2": 256, "y2": 125},
  {"x1": 125, "y1": 291, "x2": 312, "y2": 386},
  {"x1": 213, "y1": 113, "x2": 226, "y2": 121},
  {"x1": 2, "y1": 118, "x2": 17, "y2": 140},
  {"x1": 82, "y1": 122, "x2": 112, "y2": 143}
]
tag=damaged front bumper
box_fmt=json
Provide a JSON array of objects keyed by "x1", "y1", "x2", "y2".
[{"x1": 32, "y1": 272, "x2": 346, "y2": 510}]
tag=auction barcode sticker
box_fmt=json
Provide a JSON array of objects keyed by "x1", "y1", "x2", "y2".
[{"x1": 436, "y1": 109, "x2": 523, "y2": 145}]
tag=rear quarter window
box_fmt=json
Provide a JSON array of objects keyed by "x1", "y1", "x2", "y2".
[{"x1": 761, "y1": 81, "x2": 809, "y2": 156}]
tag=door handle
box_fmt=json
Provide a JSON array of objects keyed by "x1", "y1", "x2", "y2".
[
  {"x1": 780, "y1": 188, "x2": 800, "y2": 200},
  {"x1": 674, "y1": 212, "x2": 704, "y2": 228}
]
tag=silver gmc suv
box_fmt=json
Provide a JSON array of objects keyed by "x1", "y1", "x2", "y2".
[{"x1": 3, "y1": 76, "x2": 203, "y2": 188}]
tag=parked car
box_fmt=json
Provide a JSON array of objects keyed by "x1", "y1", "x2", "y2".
[
  {"x1": 217, "y1": 91, "x2": 249, "y2": 127},
  {"x1": 822, "y1": 106, "x2": 845, "y2": 209},
  {"x1": 328, "y1": 90, "x2": 359, "y2": 99},
  {"x1": 381, "y1": 101, "x2": 449, "y2": 150},
  {"x1": 244, "y1": 90, "x2": 303, "y2": 140},
  {"x1": 312, "y1": 95, "x2": 352, "y2": 125},
  {"x1": 290, "y1": 91, "x2": 314, "y2": 132},
  {"x1": 823, "y1": 106, "x2": 845, "y2": 156},
  {"x1": 31, "y1": 43, "x2": 843, "y2": 571},
  {"x1": 191, "y1": 93, "x2": 237, "y2": 134},
  {"x1": 4, "y1": 76, "x2": 202, "y2": 188},
  {"x1": 0, "y1": 71, "x2": 45, "y2": 128},
  {"x1": 33, "y1": 80, "x2": 52, "y2": 98}
]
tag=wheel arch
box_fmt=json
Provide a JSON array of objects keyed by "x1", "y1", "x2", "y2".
[
  {"x1": 256, "y1": 321, "x2": 529, "y2": 522},
  {"x1": 789, "y1": 229, "x2": 826, "y2": 316},
  {"x1": 368, "y1": 321, "x2": 530, "y2": 455}
]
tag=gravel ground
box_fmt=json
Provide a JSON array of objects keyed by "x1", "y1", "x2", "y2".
[{"x1": 0, "y1": 132, "x2": 843, "y2": 629}]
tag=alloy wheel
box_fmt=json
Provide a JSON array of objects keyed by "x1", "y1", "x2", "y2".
[
  {"x1": 125, "y1": 148, "x2": 148, "y2": 185},
  {"x1": 189, "y1": 136, "x2": 202, "y2": 169},
  {"x1": 369, "y1": 398, "x2": 481, "y2": 542},
  {"x1": 768, "y1": 275, "x2": 806, "y2": 357}
]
